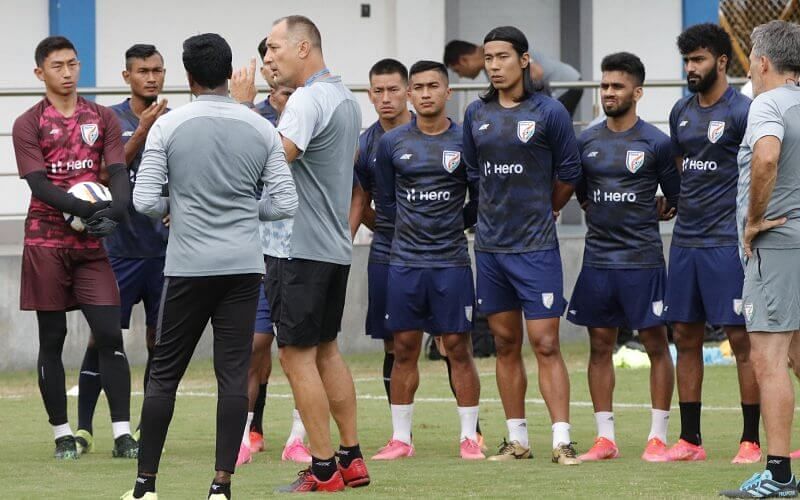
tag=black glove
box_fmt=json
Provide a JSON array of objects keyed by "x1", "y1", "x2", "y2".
[
  {"x1": 84, "y1": 215, "x2": 118, "y2": 237},
  {"x1": 85, "y1": 200, "x2": 112, "y2": 217}
]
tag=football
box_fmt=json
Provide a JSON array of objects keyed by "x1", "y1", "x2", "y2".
[{"x1": 63, "y1": 181, "x2": 112, "y2": 232}]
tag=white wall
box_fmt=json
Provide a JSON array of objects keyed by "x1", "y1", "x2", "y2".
[
  {"x1": 0, "y1": 0, "x2": 49, "y2": 219},
  {"x1": 0, "y1": 0, "x2": 446, "y2": 222},
  {"x1": 591, "y1": 0, "x2": 683, "y2": 129}
]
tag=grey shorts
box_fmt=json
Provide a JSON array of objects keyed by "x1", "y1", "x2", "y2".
[{"x1": 742, "y1": 247, "x2": 800, "y2": 333}]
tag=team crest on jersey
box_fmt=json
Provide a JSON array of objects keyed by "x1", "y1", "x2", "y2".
[
  {"x1": 652, "y1": 300, "x2": 664, "y2": 317},
  {"x1": 542, "y1": 293, "x2": 554, "y2": 309},
  {"x1": 517, "y1": 121, "x2": 536, "y2": 143},
  {"x1": 733, "y1": 299, "x2": 743, "y2": 315},
  {"x1": 626, "y1": 150, "x2": 646, "y2": 174},
  {"x1": 707, "y1": 120, "x2": 725, "y2": 144},
  {"x1": 80, "y1": 124, "x2": 99, "y2": 146},
  {"x1": 465, "y1": 306, "x2": 473, "y2": 322},
  {"x1": 442, "y1": 150, "x2": 461, "y2": 173},
  {"x1": 744, "y1": 303, "x2": 754, "y2": 322}
]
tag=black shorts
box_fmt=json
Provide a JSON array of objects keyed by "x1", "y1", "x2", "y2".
[{"x1": 265, "y1": 256, "x2": 350, "y2": 348}]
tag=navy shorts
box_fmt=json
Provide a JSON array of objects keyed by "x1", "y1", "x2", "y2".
[
  {"x1": 567, "y1": 266, "x2": 667, "y2": 330},
  {"x1": 385, "y1": 265, "x2": 474, "y2": 335},
  {"x1": 664, "y1": 245, "x2": 745, "y2": 326},
  {"x1": 109, "y1": 256, "x2": 165, "y2": 329},
  {"x1": 475, "y1": 249, "x2": 566, "y2": 320},
  {"x1": 254, "y1": 280, "x2": 273, "y2": 334},
  {"x1": 366, "y1": 262, "x2": 391, "y2": 340}
]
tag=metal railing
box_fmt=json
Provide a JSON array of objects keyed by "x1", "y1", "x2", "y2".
[{"x1": 0, "y1": 78, "x2": 750, "y2": 218}]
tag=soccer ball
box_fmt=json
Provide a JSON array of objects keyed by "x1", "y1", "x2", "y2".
[{"x1": 63, "y1": 181, "x2": 112, "y2": 232}]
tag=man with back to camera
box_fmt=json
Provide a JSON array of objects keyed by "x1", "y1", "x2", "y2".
[
  {"x1": 75, "y1": 43, "x2": 169, "y2": 454},
  {"x1": 721, "y1": 19, "x2": 800, "y2": 499},
  {"x1": 370, "y1": 60, "x2": 483, "y2": 461},
  {"x1": 262, "y1": 15, "x2": 370, "y2": 492},
  {"x1": 122, "y1": 33, "x2": 297, "y2": 500},
  {"x1": 444, "y1": 39, "x2": 583, "y2": 116},
  {"x1": 662, "y1": 23, "x2": 760, "y2": 464},
  {"x1": 13, "y1": 35, "x2": 135, "y2": 461},
  {"x1": 229, "y1": 36, "x2": 311, "y2": 467},
  {"x1": 462, "y1": 26, "x2": 582, "y2": 465},
  {"x1": 567, "y1": 52, "x2": 678, "y2": 462}
]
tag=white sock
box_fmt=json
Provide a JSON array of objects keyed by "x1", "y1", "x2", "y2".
[
  {"x1": 53, "y1": 423, "x2": 73, "y2": 440},
  {"x1": 648, "y1": 409, "x2": 670, "y2": 443},
  {"x1": 594, "y1": 411, "x2": 615, "y2": 442},
  {"x1": 242, "y1": 412, "x2": 254, "y2": 446},
  {"x1": 111, "y1": 421, "x2": 131, "y2": 439},
  {"x1": 552, "y1": 421, "x2": 571, "y2": 449},
  {"x1": 507, "y1": 418, "x2": 529, "y2": 447},
  {"x1": 457, "y1": 406, "x2": 479, "y2": 442},
  {"x1": 391, "y1": 404, "x2": 414, "y2": 445},
  {"x1": 286, "y1": 408, "x2": 306, "y2": 445}
]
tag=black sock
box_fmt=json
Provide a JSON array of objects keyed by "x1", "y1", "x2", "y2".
[
  {"x1": 252, "y1": 383, "x2": 267, "y2": 434},
  {"x1": 209, "y1": 480, "x2": 231, "y2": 499},
  {"x1": 133, "y1": 474, "x2": 156, "y2": 498},
  {"x1": 740, "y1": 403, "x2": 760, "y2": 445},
  {"x1": 311, "y1": 455, "x2": 337, "y2": 482},
  {"x1": 337, "y1": 444, "x2": 362, "y2": 468},
  {"x1": 443, "y1": 356, "x2": 482, "y2": 434},
  {"x1": 767, "y1": 455, "x2": 792, "y2": 483},
  {"x1": 678, "y1": 402, "x2": 702, "y2": 446},
  {"x1": 77, "y1": 344, "x2": 102, "y2": 434},
  {"x1": 383, "y1": 352, "x2": 394, "y2": 405}
]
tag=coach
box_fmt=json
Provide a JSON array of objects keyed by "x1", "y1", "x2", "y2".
[
  {"x1": 262, "y1": 15, "x2": 369, "y2": 492},
  {"x1": 724, "y1": 20, "x2": 800, "y2": 497},
  {"x1": 124, "y1": 33, "x2": 297, "y2": 500}
]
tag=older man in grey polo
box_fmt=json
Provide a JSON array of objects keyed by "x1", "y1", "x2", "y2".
[
  {"x1": 723, "y1": 20, "x2": 800, "y2": 498},
  {"x1": 125, "y1": 33, "x2": 297, "y2": 500}
]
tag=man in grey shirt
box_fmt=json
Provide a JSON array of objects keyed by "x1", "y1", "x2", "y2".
[
  {"x1": 261, "y1": 15, "x2": 369, "y2": 493},
  {"x1": 723, "y1": 20, "x2": 800, "y2": 498},
  {"x1": 123, "y1": 33, "x2": 297, "y2": 500}
]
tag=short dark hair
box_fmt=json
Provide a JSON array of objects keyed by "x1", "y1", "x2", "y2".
[
  {"x1": 257, "y1": 37, "x2": 268, "y2": 60},
  {"x1": 369, "y1": 58, "x2": 408, "y2": 84},
  {"x1": 601, "y1": 52, "x2": 646, "y2": 86},
  {"x1": 35, "y1": 36, "x2": 76, "y2": 67},
  {"x1": 481, "y1": 26, "x2": 541, "y2": 103},
  {"x1": 443, "y1": 40, "x2": 478, "y2": 67},
  {"x1": 409, "y1": 60, "x2": 449, "y2": 82},
  {"x1": 275, "y1": 15, "x2": 322, "y2": 49},
  {"x1": 182, "y1": 33, "x2": 232, "y2": 89},
  {"x1": 125, "y1": 44, "x2": 161, "y2": 70},
  {"x1": 677, "y1": 23, "x2": 732, "y2": 69}
]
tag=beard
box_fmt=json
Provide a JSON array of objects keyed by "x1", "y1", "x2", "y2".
[
  {"x1": 141, "y1": 94, "x2": 158, "y2": 105},
  {"x1": 687, "y1": 68, "x2": 718, "y2": 93},
  {"x1": 603, "y1": 98, "x2": 633, "y2": 118}
]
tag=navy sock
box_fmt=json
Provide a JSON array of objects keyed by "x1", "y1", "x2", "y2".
[
  {"x1": 77, "y1": 344, "x2": 102, "y2": 434},
  {"x1": 678, "y1": 402, "x2": 702, "y2": 446},
  {"x1": 740, "y1": 403, "x2": 760, "y2": 445},
  {"x1": 252, "y1": 383, "x2": 267, "y2": 434}
]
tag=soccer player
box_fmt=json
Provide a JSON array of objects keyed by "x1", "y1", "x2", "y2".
[
  {"x1": 663, "y1": 23, "x2": 760, "y2": 463},
  {"x1": 264, "y1": 16, "x2": 369, "y2": 492},
  {"x1": 229, "y1": 39, "x2": 310, "y2": 465},
  {"x1": 444, "y1": 39, "x2": 583, "y2": 116},
  {"x1": 75, "y1": 43, "x2": 169, "y2": 454},
  {"x1": 370, "y1": 60, "x2": 482, "y2": 461},
  {"x1": 567, "y1": 52, "x2": 678, "y2": 462},
  {"x1": 353, "y1": 58, "x2": 413, "y2": 404},
  {"x1": 123, "y1": 33, "x2": 297, "y2": 500},
  {"x1": 462, "y1": 26, "x2": 582, "y2": 465},
  {"x1": 13, "y1": 35, "x2": 135, "y2": 460},
  {"x1": 721, "y1": 20, "x2": 800, "y2": 498}
]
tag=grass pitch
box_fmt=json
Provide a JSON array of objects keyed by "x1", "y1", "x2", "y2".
[{"x1": 0, "y1": 341, "x2": 797, "y2": 499}]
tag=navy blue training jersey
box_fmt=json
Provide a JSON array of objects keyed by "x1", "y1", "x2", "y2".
[
  {"x1": 374, "y1": 119, "x2": 474, "y2": 267},
  {"x1": 576, "y1": 119, "x2": 680, "y2": 269},
  {"x1": 354, "y1": 120, "x2": 392, "y2": 263},
  {"x1": 463, "y1": 93, "x2": 581, "y2": 253},
  {"x1": 669, "y1": 86, "x2": 751, "y2": 247},
  {"x1": 104, "y1": 99, "x2": 168, "y2": 258},
  {"x1": 255, "y1": 98, "x2": 279, "y2": 126}
]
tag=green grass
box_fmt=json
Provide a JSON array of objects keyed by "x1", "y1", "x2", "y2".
[{"x1": 0, "y1": 342, "x2": 797, "y2": 499}]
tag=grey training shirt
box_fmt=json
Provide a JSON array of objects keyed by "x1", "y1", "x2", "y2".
[
  {"x1": 737, "y1": 84, "x2": 800, "y2": 249},
  {"x1": 133, "y1": 94, "x2": 297, "y2": 277},
  {"x1": 275, "y1": 73, "x2": 362, "y2": 265}
]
